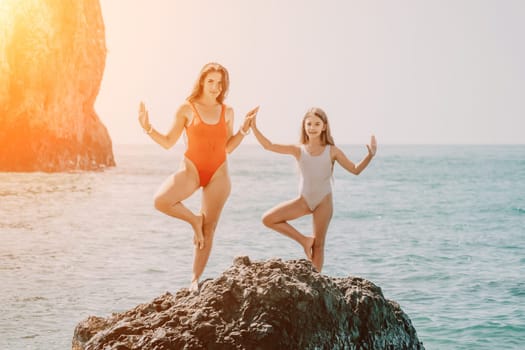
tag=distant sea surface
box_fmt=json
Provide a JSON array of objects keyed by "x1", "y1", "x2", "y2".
[{"x1": 1, "y1": 144, "x2": 524, "y2": 349}]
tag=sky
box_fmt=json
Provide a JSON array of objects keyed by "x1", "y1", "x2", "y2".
[{"x1": 96, "y1": 0, "x2": 525, "y2": 145}]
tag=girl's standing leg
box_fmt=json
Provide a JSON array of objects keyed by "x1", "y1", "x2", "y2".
[
  {"x1": 262, "y1": 197, "x2": 315, "y2": 259},
  {"x1": 311, "y1": 194, "x2": 333, "y2": 272},
  {"x1": 191, "y1": 169, "x2": 231, "y2": 284}
]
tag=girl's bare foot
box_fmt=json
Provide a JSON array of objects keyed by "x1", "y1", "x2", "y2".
[
  {"x1": 302, "y1": 236, "x2": 315, "y2": 260},
  {"x1": 192, "y1": 213, "x2": 205, "y2": 249}
]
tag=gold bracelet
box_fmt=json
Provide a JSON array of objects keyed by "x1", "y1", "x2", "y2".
[{"x1": 240, "y1": 127, "x2": 250, "y2": 136}]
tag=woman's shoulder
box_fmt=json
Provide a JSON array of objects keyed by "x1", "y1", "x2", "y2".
[
  {"x1": 179, "y1": 101, "x2": 193, "y2": 112},
  {"x1": 175, "y1": 102, "x2": 194, "y2": 123},
  {"x1": 223, "y1": 103, "x2": 233, "y2": 113},
  {"x1": 223, "y1": 104, "x2": 234, "y2": 121}
]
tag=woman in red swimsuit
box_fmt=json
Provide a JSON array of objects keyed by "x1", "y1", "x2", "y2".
[{"x1": 138, "y1": 62, "x2": 258, "y2": 293}]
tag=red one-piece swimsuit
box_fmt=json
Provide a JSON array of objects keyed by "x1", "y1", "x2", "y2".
[{"x1": 184, "y1": 103, "x2": 228, "y2": 187}]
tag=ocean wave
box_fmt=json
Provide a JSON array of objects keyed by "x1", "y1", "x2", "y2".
[{"x1": 512, "y1": 207, "x2": 525, "y2": 214}]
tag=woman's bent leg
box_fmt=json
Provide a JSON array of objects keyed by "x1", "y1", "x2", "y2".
[{"x1": 153, "y1": 161, "x2": 204, "y2": 246}]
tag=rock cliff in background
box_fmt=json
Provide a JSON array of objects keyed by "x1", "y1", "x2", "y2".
[
  {"x1": 0, "y1": 0, "x2": 115, "y2": 172},
  {"x1": 72, "y1": 257, "x2": 424, "y2": 350}
]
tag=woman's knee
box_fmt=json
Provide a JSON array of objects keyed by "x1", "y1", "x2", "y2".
[
  {"x1": 313, "y1": 239, "x2": 325, "y2": 250},
  {"x1": 202, "y1": 224, "x2": 217, "y2": 246},
  {"x1": 153, "y1": 194, "x2": 171, "y2": 212},
  {"x1": 203, "y1": 221, "x2": 218, "y2": 240}
]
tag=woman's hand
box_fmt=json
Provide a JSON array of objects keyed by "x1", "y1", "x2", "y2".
[
  {"x1": 138, "y1": 101, "x2": 150, "y2": 130},
  {"x1": 242, "y1": 106, "x2": 259, "y2": 133},
  {"x1": 366, "y1": 135, "x2": 377, "y2": 157},
  {"x1": 250, "y1": 109, "x2": 258, "y2": 129}
]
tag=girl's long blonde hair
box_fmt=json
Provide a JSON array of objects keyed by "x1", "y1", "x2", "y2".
[
  {"x1": 187, "y1": 62, "x2": 230, "y2": 103},
  {"x1": 300, "y1": 107, "x2": 335, "y2": 145}
]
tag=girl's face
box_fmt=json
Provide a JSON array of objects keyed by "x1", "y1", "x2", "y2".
[
  {"x1": 304, "y1": 115, "x2": 326, "y2": 139},
  {"x1": 201, "y1": 71, "x2": 223, "y2": 100}
]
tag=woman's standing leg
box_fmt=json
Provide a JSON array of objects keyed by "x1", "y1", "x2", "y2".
[
  {"x1": 311, "y1": 194, "x2": 333, "y2": 272},
  {"x1": 262, "y1": 197, "x2": 314, "y2": 259},
  {"x1": 191, "y1": 170, "x2": 231, "y2": 284}
]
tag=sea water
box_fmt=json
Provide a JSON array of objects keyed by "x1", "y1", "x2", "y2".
[{"x1": 1, "y1": 144, "x2": 524, "y2": 349}]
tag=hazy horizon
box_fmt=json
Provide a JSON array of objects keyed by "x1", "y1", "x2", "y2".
[
  {"x1": 112, "y1": 142, "x2": 524, "y2": 146},
  {"x1": 96, "y1": 0, "x2": 525, "y2": 146}
]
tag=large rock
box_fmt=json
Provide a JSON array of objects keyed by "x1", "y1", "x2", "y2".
[
  {"x1": 0, "y1": 0, "x2": 115, "y2": 172},
  {"x1": 72, "y1": 257, "x2": 424, "y2": 350}
]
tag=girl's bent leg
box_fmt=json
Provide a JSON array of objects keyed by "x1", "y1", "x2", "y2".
[
  {"x1": 262, "y1": 197, "x2": 314, "y2": 260},
  {"x1": 191, "y1": 171, "x2": 231, "y2": 284},
  {"x1": 311, "y1": 194, "x2": 333, "y2": 272}
]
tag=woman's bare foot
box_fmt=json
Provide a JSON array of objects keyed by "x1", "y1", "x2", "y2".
[
  {"x1": 189, "y1": 279, "x2": 200, "y2": 295},
  {"x1": 301, "y1": 236, "x2": 315, "y2": 260},
  {"x1": 192, "y1": 213, "x2": 205, "y2": 249}
]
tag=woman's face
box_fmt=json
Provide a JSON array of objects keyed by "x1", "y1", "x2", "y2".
[
  {"x1": 201, "y1": 71, "x2": 223, "y2": 100},
  {"x1": 304, "y1": 115, "x2": 326, "y2": 139}
]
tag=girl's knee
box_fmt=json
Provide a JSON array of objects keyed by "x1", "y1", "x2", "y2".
[{"x1": 261, "y1": 213, "x2": 274, "y2": 228}]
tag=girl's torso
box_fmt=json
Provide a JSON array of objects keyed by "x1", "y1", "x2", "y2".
[
  {"x1": 298, "y1": 145, "x2": 334, "y2": 176},
  {"x1": 297, "y1": 144, "x2": 334, "y2": 210}
]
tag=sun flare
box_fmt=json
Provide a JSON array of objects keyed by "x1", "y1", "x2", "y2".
[
  {"x1": 0, "y1": 0, "x2": 113, "y2": 171},
  {"x1": 0, "y1": 0, "x2": 16, "y2": 20}
]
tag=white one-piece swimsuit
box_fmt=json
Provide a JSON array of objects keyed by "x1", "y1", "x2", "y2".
[{"x1": 298, "y1": 145, "x2": 333, "y2": 211}]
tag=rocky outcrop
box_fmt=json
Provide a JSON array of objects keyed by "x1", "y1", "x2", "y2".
[
  {"x1": 72, "y1": 257, "x2": 424, "y2": 350},
  {"x1": 0, "y1": 0, "x2": 115, "y2": 172}
]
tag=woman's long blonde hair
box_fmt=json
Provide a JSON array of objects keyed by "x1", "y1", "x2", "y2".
[
  {"x1": 187, "y1": 62, "x2": 230, "y2": 103},
  {"x1": 300, "y1": 107, "x2": 335, "y2": 145}
]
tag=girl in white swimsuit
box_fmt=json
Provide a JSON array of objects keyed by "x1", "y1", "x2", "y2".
[{"x1": 251, "y1": 107, "x2": 377, "y2": 272}]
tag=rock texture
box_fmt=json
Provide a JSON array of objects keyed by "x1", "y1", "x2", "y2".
[
  {"x1": 72, "y1": 257, "x2": 424, "y2": 350},
  {"x1": 0, "y1": 0, "x2": 115, "y2": 172}
]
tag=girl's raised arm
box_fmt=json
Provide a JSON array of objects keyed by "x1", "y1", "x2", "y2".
[
  {"x1": 251, "y1": 113, "x2": 300, "y2": 158},
  {"x1": 334, "y1": 135, "x2": 377, "y2": 175}
]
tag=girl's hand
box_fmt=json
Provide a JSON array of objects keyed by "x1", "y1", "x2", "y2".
[
  {"x1": 242, "y1": 106, "x2": 259, "y2": 133},
  {"x1": 367, "y1": 135, "x2": 377, "y2": 157},
  {"x1": 138, "y1": 101, "x2": 150, "y2": 130}
]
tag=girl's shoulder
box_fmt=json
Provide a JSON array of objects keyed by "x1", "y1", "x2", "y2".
[
  {"x1": 329, "y1": 144, "x2": 343, "y2": 159},
  {"x1": 287, "y1": 144, "x2": 302, "y2": 159}
]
